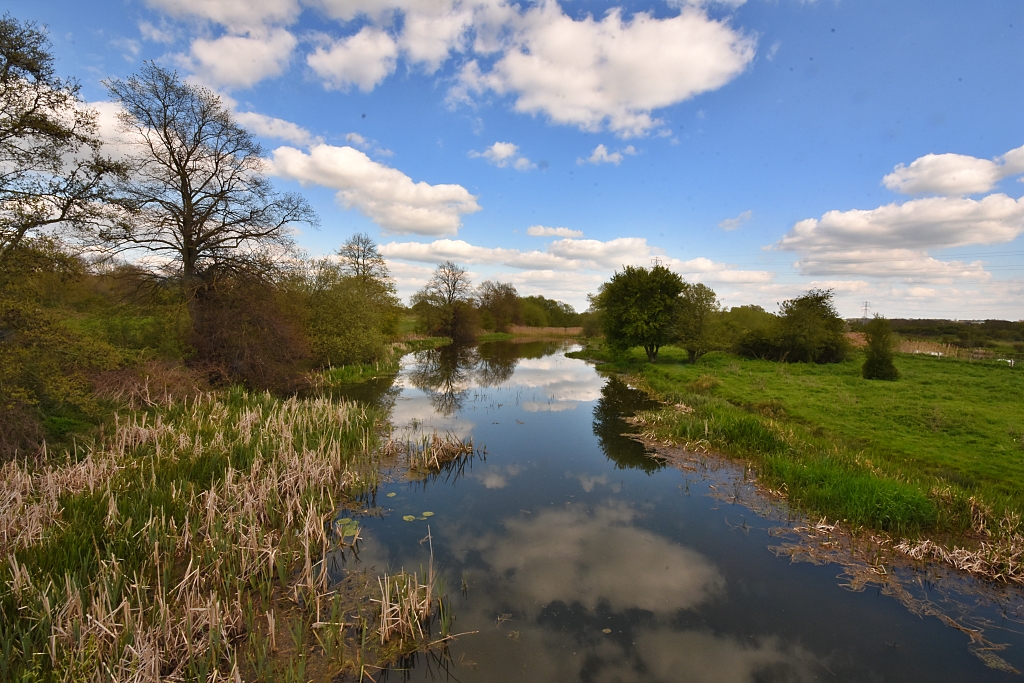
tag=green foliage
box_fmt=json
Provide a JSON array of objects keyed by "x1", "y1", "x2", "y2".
[
  {"x1": 590, "y1": 265, "x2": 684, "y2": 362},
  {"x1": 411, "y1": 261, "x2": 477, "y2": 340},
  {"x1": 675, "y1": 282, "x2": 721, "y2": 363},
  {"x1": 0, "y1": 241, "x2": 119, "y2": 457},
  {"x1": 862, "y1": 315, "x2": 899, "y2": 381},
  {"x1": 477, "y1": 281, "x2": 522, "y2": 332},
  {"x1": 290, "y1": 256, "x2": 401, "y2": 368},
  {"x1": 519, "y1": 295, "x2": 580, "y2": 327},
  {"x1": 737, "y1": 289, "x2": 849, "y2": 364}
]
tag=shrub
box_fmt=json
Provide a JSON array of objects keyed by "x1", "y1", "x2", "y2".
[{"x1": 862, "y1": 315, "x2": 899, "y2": 381}]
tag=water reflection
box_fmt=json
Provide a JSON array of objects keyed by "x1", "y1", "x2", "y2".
[
  {"x1": 330, "y1": 342, "x2": 1023, "y2": 682},
  {"x1": 592, "y1": 377, "x2": 665, "y2": 473}
]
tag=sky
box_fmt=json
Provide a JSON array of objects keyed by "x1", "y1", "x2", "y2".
[{"x1": 11, "y1": 0, "x2": 1024, "y2": 318}]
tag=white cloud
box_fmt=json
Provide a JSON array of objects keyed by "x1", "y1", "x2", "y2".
[
  {"x1": 345, "y1": 132, "x2": 369, "y2": 149},
  {"x1": 777, "y1": 193, "x2": 1024, "y2": 282},
  {"x1": 399, "y1": 6, "x2": 474, "y2": 72},
  {"x1": 379, "y1": 236, "x2": 775, "y2": 289},
  {"x1": 718, "y1": 209, "x2": 752, "y2": 230},
  {"x1": 145, "y1": 0, "x2": 300, "y2": 33},
  {"x1": 778, "y1": 194, "x2": 1024, "y2": 253},
  {"x1": 307, "y1": 27, "x2": 398, "y2": 92},
  {"x1": 270, "y1": 144, "x2": 481, "y2": 235},
  {"x1": 527, "y1": 225, "x2": 583, "y2": 238},
  {"x1": 185, "y1": 29, "x2": 296, "y2": 88},
  {"x1": 579, "y1": 143, "x2": 637, "y2": 165},
  {"x1": 469, "y1": 141, "x2": 535, "y2": 170},
  {"x1": 882, "y1": 143, "x2": 1024, "y2": 196},
  {"x1": 138, "y1": 20, "x2": 176, "y2": 44},
  {"x1": 458, "y1": 5, "x2": 755, "y2": 137},
  {"x1": 234, "y1": 111, "x2": 314, "y2": 146}
]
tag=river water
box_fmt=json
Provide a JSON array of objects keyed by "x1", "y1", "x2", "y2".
[{"x1": 335, "y1": 341, "x2": 1024, "y2": 682}]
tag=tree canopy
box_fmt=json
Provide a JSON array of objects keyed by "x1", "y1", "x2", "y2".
[
  {"x1": 676, "y1": 282, "x2": 721, "y2": 362},
  {"x1": 590, "y1": 264, "x2": 684, "y2": 362},
  {"x1": 0, "y1": 14, "x2": 125, "y2": 264}
]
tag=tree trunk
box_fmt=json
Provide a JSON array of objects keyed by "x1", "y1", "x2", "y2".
[{"x1": 645, "y1": 345, "x2": 659, "y2": 362}]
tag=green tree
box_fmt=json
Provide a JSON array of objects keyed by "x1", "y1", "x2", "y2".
[
  {"x1": 477, "y1": 280, "x2": 522, "y2": 331},
  {"x1": 291, "y1": 235, "x2": 401, "y2": 367},
  {"x1": 675, "y1": 282, "x2": 721, "y2": 363},
  {"x1": 862, "y1": 315, "x2": 899, "y2": 380},
  {"x1": 777, "y1": 288, "x2": 849, "y2": 363},
  {"x1": 0, "y1": 14, "x2": 126, "y2": 265},
  {"x1": 590, "y1": 264, "x2": 684, "y2": 362}
]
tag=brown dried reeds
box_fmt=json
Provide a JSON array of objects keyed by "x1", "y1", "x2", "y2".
[
  {"x1": 0, "y1": 389, "x2": 396, "y2": 681},
  {"x1": 395, "y1": 431, "x2": 475, "y2": 476}
]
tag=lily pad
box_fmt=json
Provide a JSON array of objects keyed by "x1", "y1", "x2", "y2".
[
  {"x1": 417, "y1": 516, "x2": 428, "y2": 520},
  {"x1": 602, "y1": 629, "x2": 612, "y2": 634},
  {"x1": 422, "y1": 511, "x2": 434, "y2": 517},
  {"x1": 386, "y1": 492, "x2": 397, "y2": 498},
  {"x1": 402, "y1": 515, "x2": 416, "y2": 522}
]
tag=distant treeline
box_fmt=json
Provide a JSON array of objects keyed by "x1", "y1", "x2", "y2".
[
  {"x1": 409, "y1": 261, "x2": 591, "y2": 339},
  {"x1": 850, "y1": 319, "x2": 1024, "y2": 350}
]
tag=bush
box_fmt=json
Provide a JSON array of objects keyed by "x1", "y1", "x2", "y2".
[
  {"x1": 862, "y1": 315, "x2": 899, "y2": 381},
  {"x1": 735, "y1": 289, "x2": 849, "y2": 364}
]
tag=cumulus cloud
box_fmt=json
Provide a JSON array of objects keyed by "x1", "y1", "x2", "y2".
[
  {"x1": 307, "y1": 27, "x2": 398, "y2": 92},
  {"x1": 458, "y1": 5, "x2": 756, "y2": 137},
  {"x1": 469, "y1": 141, "x2": 535, "y2": 170},
  {"x1": 579, "y1": 144, "x2": 636, "y2": 165},
  {"x1": 527, "y1": 225, "x2": 583, "y2": 238},
  {"x1": 718, "y1": 209, "x2": 752, "y2": 230},
  {"x1": 778, "y1": 194, "x2": 1024, "y2": 253},
  {"x1": 777, "y1": 194, "x2": 1024, "y2": 281},
  {"x1": 184, "y1": 28, "x2": 297, "y2": 88},
  {"x1": 233, "y1": 111, "x2": 314, "y2": 146},
  {"x1": 882, "y1": 143, "x2": 1024, "y2": 196},
  {"x1": 145, "y1": 0, "x2": 300, "y2": 33},
  {"x1": 379, "y1": 236, "x2": 775, "y2": 289},
  {"x1": 269, "y1": 144, "x2": 480, "y2": 235}
]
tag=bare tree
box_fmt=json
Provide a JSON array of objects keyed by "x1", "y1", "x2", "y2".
[
  {"x1": 103, "y1": 63, "x2": 316, "y2": 293},
  {"x1": 0, "y1": 14, "x2": 126, "y2": 264},
  {"x1": 411, "y1": 261, "x2": 476, "y2": 339},
  {"x1": 338, "y1": 232, "x2": 390, "y2": 283},
  {"x1": 424, "y1": 261, "x2": 472, "y2": 306}
]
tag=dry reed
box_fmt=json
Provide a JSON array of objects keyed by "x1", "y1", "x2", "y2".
[{"x1": 0, "y1": 389, "x2": 395, "y2": 681}]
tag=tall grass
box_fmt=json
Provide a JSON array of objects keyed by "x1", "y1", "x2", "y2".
[{"x1": 0, "y1": 388, "x2": 455, "y2": 681}]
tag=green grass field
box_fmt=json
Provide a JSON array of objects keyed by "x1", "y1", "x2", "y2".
[{"x1": 572, "y1": 344, "x2": 1024, "y2": 539}]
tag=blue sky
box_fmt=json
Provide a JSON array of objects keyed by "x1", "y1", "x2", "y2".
[{"x1": 13, "y1": 0, "x2": 1024, "y2": 317}]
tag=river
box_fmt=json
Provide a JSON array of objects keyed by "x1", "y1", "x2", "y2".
[{"x1": 334, "y1": 340, "x2": 1024, "y2": 682}]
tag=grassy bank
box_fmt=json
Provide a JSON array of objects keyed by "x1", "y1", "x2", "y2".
[
  {"x1": 1, "y1": 382, "x2": 467, "y2": 681},
  {"x1": 570, "y1": 344, "x2": 1024, "y2": 546}
]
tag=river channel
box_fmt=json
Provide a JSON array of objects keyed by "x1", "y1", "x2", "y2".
[{"x1": 334, "y1": 340, "x2": 1024, "y2": 682}]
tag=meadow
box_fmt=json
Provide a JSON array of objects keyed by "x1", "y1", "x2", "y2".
[{"x1": 571, "y1": 344, "x2": 1024, "y2": 554}]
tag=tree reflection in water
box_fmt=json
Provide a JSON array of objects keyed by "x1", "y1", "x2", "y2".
[
  {"x1": 408, "y1": 345, "x2": 474, "y2": 416},
  {"x1": 592, "y1": 377, "x2": 666, "y2": 473}
]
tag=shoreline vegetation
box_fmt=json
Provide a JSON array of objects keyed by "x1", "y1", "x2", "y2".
[
  {"x1": 567, "y1": 341, "x2": 1024, "y2": 585},
  {"x1": 1, "y1": 368, "x2": 478, "y2": 681}
]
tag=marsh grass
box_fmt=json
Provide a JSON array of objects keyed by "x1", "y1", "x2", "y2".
[
  {"x1": 399, "y1": 432, "x2": 476, "y2": 477},
  {"x1": 0, "y1": 388, "x2": 460, "y2": 681}
]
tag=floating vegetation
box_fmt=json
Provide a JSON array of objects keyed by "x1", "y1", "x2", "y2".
[
  {"x1": 403, "y1": 515, "x2": 417, "y2": 522},
  {"x1": 385, "y1": 430, "x2": 476, "y2": 479},
  {"x1": 387, "y1": 492, "x2": 397, "y2": 498}
]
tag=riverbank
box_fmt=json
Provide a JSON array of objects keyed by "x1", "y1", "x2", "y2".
[
  {"x1": 1, "y1": 362, "x2": 468, "y2": 680},
  {"x1": 568, "y1": 342, "x2": 1024, "y2": 583}
]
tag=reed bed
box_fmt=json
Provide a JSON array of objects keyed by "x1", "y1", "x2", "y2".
[
  {"x1": 0, "y1": 388, "x2": 445, "y2": 682},
  {"x1": 397, "y1": 431, "x2": 475, "y2": 477}
]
